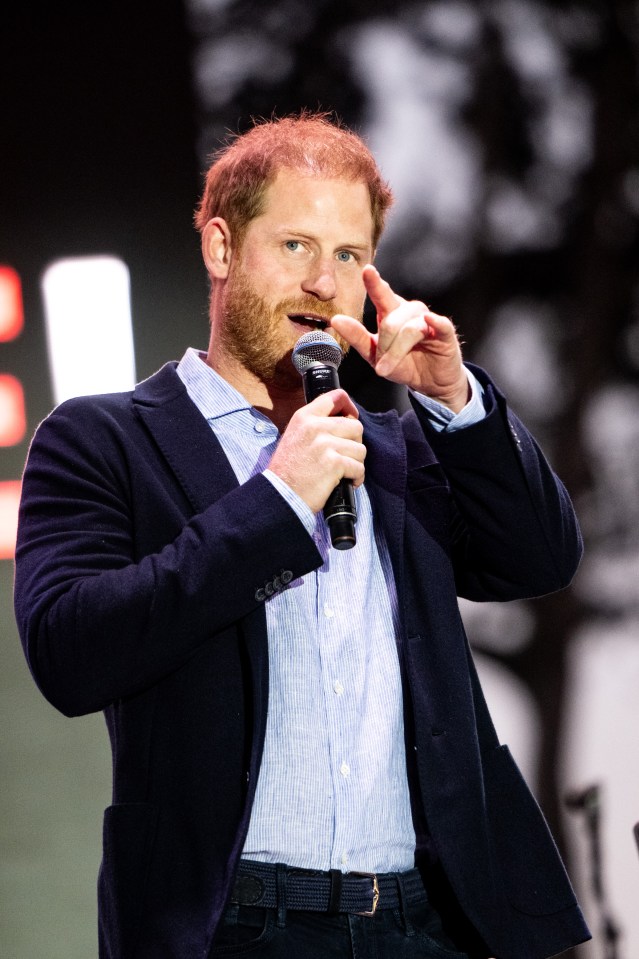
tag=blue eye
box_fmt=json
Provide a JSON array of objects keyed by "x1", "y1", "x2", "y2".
[
  {"x1": 337, "y1": 250, "x2": 353, "y2": 262},
  {"x1": 285, "y1": 240, "x2": 301, "y2": 251}
]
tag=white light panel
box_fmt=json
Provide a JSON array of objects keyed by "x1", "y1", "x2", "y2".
[{"x1": 41, "y1": 256, "x2": 136, "y2": 405}]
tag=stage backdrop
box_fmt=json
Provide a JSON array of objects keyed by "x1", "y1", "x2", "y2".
[{"x1": 2, "y1": 2, "x2": 638, "y2": 957}]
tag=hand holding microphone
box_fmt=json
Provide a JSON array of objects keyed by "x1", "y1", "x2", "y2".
[
  {"x1": 267, "y1": 331, "x2": 363, "y2": 550},
  {"x1": 292, "y1": 331, "x2": 359, "y2": 549}
]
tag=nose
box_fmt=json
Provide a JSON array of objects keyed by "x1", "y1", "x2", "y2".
[{"x1": 301, "y1": 258, "x2": 337, "y2": 301}]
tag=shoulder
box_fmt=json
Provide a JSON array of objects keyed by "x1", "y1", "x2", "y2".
[
  {"x1": 24, "y1": 364, "x2": 185, "y2": 478},
  {"x1": 37, "y1": 362, "x2": 182, "y2": 429}
]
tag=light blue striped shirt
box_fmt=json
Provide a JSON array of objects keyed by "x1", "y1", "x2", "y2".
[{"x1": 177, "y1": 347, "x2": 484, "y2": 873}]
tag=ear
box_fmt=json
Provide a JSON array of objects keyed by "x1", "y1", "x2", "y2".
[{"x1": 202, "y1": 217, "x2": 233, "y2": 279}]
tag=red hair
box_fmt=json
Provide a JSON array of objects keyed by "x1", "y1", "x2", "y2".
[{"x1": 194, "y1": 111, "x2": 393, "y2": 249}]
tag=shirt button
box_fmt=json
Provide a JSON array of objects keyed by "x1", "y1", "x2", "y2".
[
  {"x1": 254, "y1": 421, "x2": 266, "y2": 433},
  {"x1": 339, "y1": 761, "x2": 350, "y2": 778},
  {"x1": 341, "y1": 852, "x2": 348, "y2": 865},
  {"x1": 333, "y1": 680, "x2": 344, "y2": 695},
  {"x1": 324, "y1": 604, "x2": 334, "y2": 618}
]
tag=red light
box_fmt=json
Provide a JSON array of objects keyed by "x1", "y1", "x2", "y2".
[
  {"x1": 0, "y1": 374, "x2": 26, "y2": 446},
  {"x1": 0, "y1": 480, "x2": 21, "y2": 560},
  {"x1": 0, "y1": 267, "x2": 26, "y2": 559},
  {"x1": 0, "y1": 266, "x2": 24, "y2": 342}
]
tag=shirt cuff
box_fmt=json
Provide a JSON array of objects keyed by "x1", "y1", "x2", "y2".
[
  {"x1": 410, "y1": 367, "x2": 486, "y2": 432},
  {"x1": 263, "y1": 469, "x2": 317, "y2": 536}
]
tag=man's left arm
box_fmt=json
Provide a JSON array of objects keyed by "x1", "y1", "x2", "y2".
[
  {"x1": 411, "y1": 366, "x2": 583, "y2": 600},
  {"x1": 329, "y1": 266, "x2": 583, "y2": 601}
]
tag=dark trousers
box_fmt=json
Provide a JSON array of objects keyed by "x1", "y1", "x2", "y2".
[{"x1": 209, "y1": 891, "x2": 471, "y2": 958}]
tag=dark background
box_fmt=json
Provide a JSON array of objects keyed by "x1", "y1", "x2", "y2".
[{"x1": 2, "y1": 2, "x2": 638, "y2": 956}]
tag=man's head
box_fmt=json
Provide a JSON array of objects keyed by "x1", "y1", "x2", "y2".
[
  {"x1": 197, "y1": 113, "x2": 393, "y2": 399},
  {"x1": 194, "y1": 111, "x2": 393, "y2": 251}
]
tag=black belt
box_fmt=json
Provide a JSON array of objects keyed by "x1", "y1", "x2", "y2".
[{"x1": 231, "y1": 859, "x2": 425, "y2": 917}]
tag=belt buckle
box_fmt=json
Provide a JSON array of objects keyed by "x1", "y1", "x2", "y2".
[{"x1": 352, "y1": 871, "x2": 380, "y2": 916}]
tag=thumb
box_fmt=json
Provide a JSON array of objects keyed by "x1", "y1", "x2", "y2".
[{"x1": 328, "y1": 315, "x2": 376, "y2": 366}]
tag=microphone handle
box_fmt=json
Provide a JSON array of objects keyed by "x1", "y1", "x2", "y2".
[{"x1": 301, "y1": 364, "x2": 357, "y2": 550}]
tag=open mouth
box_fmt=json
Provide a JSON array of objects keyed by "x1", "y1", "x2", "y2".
[{"x1": 287, "y1": 313, "x2": 330, "y2": 332}]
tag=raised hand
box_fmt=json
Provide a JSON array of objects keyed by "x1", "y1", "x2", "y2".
[{"x1": 329, "y1": 264, "x2": 470, "y2": 412}]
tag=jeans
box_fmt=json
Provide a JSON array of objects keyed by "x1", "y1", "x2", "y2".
[{"x1": 209, "y1": 896, "x2": 471, "y2": 958}]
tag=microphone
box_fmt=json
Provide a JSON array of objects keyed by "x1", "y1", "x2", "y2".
[{"x1": 291, "y1": 330, "x2": 357, "y2": 550}]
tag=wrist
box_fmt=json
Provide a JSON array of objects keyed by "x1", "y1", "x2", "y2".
[{"x1": 431, "y1": 373, "x2": 471, "y2": 414}]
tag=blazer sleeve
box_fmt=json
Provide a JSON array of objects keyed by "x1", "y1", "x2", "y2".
[
  {"x1": 409, "y1": 365, "x2": 584, "y2": 602},
  {"x1": 13, "y1": 396, "x2": 322, "y2": 717}
]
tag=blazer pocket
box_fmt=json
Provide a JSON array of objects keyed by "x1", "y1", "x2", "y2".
[
  {"x1": 406, "y1": 462, "x2": 449, "y2": 494},
  {"x1": 98, "y1": 802, "x2": 158, "y2": 957},
  {"x1": 484, "y1": 745, "x2": 578, "y2": 917}
]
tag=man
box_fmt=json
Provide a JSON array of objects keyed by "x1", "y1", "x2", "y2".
[{"x1": 14, "y1": 113, "x2": 590, "y2": 959}]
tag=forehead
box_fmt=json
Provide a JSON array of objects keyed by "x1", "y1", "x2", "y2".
[{"x1": 257, "y1": 169, "x2": 374, "y2": 242}]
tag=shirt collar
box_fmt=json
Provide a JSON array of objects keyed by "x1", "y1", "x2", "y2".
[{"x1": 176, "y1": 347, "x2": 252, "y2": 422}]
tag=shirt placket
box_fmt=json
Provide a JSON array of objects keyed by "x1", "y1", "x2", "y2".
[{"x1": 314, "y1": 527, "x2": 361, "y2": 871}]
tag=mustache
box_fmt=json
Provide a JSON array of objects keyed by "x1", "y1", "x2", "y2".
[{"x1": 277, "y1": 297, "x2": 343, "y2": 320}]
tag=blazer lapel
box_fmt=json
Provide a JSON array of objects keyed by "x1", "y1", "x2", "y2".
[
  {"x1": 133, "y1": 363, "x2": 271, "y2": 781},
  {"x1": 359, "y1": 406, "x2": 408, "y2": 588},
  {"x1": 360, "y1": 403, "x2": 450, "y2": 628},
  {"x1": 132, "y1": 362, "x2": 239, "y2": 514}
]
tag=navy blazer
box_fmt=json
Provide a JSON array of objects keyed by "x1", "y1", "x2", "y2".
[{"x1": 14, "y1": 362, "x2": 590, "y2": 959}]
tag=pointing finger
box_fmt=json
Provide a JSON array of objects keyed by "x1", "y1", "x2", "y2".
[{"x1": 362, "y1": 264, "x2": 404, "y2": 317}]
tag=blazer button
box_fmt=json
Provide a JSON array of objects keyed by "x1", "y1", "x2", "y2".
[
  {"x1": 255, "y1": 587, "x2": 266, "y2": 602},
  {"x1": 264, "y1": 581, "x2": 275, "y2": 597},
  {"x1": 280, "y1": 569, "x2": 293, "y2": 585}
]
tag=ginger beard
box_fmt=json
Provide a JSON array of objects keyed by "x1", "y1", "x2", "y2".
[{"x1": 218, "y1": 259, "x2": 361, "y2": 391}]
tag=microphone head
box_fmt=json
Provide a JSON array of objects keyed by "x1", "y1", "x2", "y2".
[{"x1": 291, "y1": 330, "x2": 344, "y2": 374}]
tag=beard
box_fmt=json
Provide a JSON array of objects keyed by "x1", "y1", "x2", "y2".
[{"x1": 217, "y1": 261, "x2": 360, "y2": 391}]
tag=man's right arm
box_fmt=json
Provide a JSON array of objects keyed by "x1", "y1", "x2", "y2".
[{"x1": 14, "y1": 398, "x2": 322, "y2": 718}]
